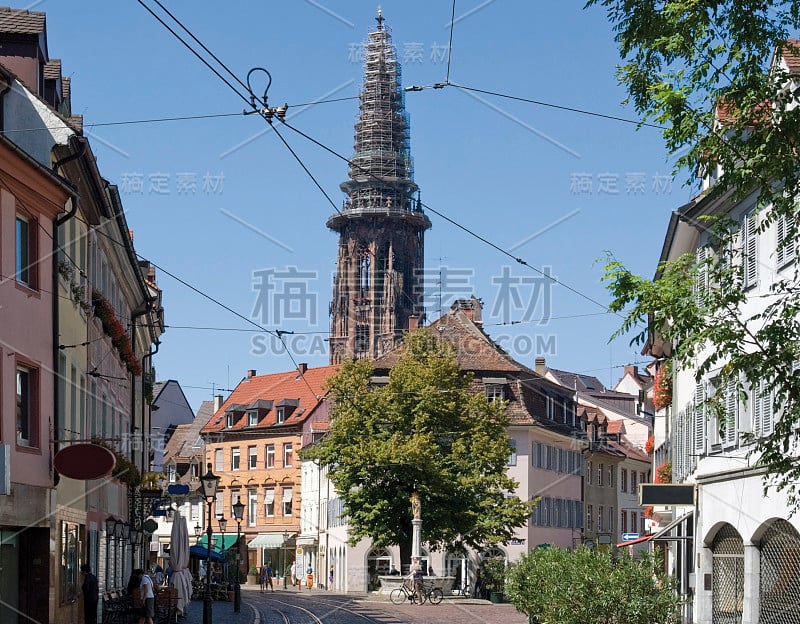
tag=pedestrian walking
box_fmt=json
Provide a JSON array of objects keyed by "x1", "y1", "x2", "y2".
[
  {"x1": 328, "y1": 565, "x2": 334, "y2": 590},
  {"x1": 259, "y1": 564, "x2": 268, "y2": 592},
  {"x1": 80, "y1": 564, "x2": 99, "y2": 624}
]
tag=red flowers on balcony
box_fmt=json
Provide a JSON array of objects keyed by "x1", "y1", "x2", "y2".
[
  {"x1": 91, "y1": 289, "x2": 143, "y2": 376},
  {"x1": 652, "y1": 361, "x2": 672, "y2": 410}
]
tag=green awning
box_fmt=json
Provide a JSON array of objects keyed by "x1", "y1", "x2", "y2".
[{"x1": 196, "y1": 534, "x2": 238, "y2": 551}]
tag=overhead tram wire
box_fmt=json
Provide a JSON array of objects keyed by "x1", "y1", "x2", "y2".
[
  {"x1": 445, "y1": 0, "x2": 457, "y2": 85},
  {"x1": 276, "y1": 118, "x2": 619, "y2": 316},
  {"x1": 135, "y1": 1, "x2": 333, "y2": 398},
  {"x1": 134, "y1": 4, "x2": 622, "y2": 324}
]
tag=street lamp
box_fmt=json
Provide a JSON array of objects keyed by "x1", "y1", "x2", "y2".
[
  {"x1": 282, "y1": 530, "x2": 290, "y2": 590},
  {"x1": 200, "y1": 463, "x2": 220, "y2": 624},
  {"x1": 218, "y1": 516, "x2": 227, "y2": 588},
  {"x1": 194, "y1": 523, "x2": 202, "y2": 538},
  {"x1": 105, "y1": 516, "x2": 116, "y2": 590},
  {"x1": 232, "y1": 500, "x2": 244, "y2": 612},
  {"x1": 114, "y1": 520, "x2": 125, "y2": 588}
]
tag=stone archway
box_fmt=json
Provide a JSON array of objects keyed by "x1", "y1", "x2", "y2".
[
  {"x1": 759, "y1": 519, "x2": 800, "y2": 624},
  {"x1": 711, "y1": 523, "x2": 744, "y2": 624}
]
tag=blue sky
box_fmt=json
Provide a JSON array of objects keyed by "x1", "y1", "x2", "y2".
[{"x1": 40, "y1": 1, "x2": 690, "y2": 411}]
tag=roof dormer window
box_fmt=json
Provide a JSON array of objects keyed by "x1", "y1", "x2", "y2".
[
  {"x1": 276, "y1": 406, "x2": 285, "y2": 424},
  {"x1": 226, "y1": 413, "x2": 234, "y2": 428},
  {"x1": 248, "y1": 410, "x2": 259, "y2": 426}
]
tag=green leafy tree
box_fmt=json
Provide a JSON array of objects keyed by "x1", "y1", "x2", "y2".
[
  {"x1": 588, "y1": 0, "x2": 800, "y2": 503},
  {"x1": 506, "y1": 547, "x2": 680, "y2": 624},
  {"x1": 303, "y1": 330, "x2": 534, "y2": 567}
]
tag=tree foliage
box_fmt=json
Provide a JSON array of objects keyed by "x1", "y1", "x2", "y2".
[
  {"x1": 505, "y1": 547, "x2": 680, "y2": 624},
  {"x1": 302, "y1": 331, "x2": 533, "y2": 563},
  {"x1": 589, "y1": 1, "x2": 800, "y2": 503}
]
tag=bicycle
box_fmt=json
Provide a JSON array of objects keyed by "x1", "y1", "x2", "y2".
[
  {"x1": 455, "y1": 582, "x2": 472, "y2": 598},
  {"x1": 390, "y1": 581, "x2": 444, "y2": 605},
  {"x1": 389, "y1": 582, "x2": 417, "y2": 604}
]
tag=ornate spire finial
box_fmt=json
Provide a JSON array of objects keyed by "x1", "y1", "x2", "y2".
[{"x1": 376, "y1": 7, "x2": 384, "y2": 30}]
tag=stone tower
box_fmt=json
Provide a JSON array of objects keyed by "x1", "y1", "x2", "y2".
[{"x1": 328, "y1": 10, "x2": 431, "y2": 364}]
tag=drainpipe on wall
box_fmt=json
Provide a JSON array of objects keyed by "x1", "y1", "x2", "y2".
[{"x1": 51, "y1": 136, "x2": 85, "y2": 485}]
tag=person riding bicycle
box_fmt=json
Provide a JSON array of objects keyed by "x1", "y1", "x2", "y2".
[{"x1": 407, "y1": 557, "x2": 424, "y2": 605}]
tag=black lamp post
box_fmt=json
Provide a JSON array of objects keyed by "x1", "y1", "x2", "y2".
[
  {"x1": 200, "y1": 464, "x2": 220, "y2": 624},
  {"x1": 194, "y1": 523, "x2": 202, "y2": 539},
  {"x1": 232, "y1": 500, "x2": 244, "y2": 612},
  {"x1": 282, "y1": 531, "x2": 290, "y2": 590},
  {"x1": 218, "y1": 516, "x2": 227, "y2": 587},
  {"x1": 114, "y1": 519, "x2": 125, "y2": 588},
  {"x1": 105, "y1": 516, "x2": 116, "y2": 590}
]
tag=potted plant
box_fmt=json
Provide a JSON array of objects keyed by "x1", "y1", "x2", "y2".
[
  {"x1": 480, "y1": 557, "x2": 507, "y2": 603},
  {"x1": 247, "y1": 566, "x2": 259, "y2": 585}
]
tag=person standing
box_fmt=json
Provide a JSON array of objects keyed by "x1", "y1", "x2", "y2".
[
  {"x1": 259, "y1": 564, "x2": 267, "y2": 593},
  {"x1": 136, "y1": 568, "x2": 155, "y2": 624},
  {"x1": 407, "y1": 557, "x2": 424, "y2": 605},
  {"x1": 80, "y1": 564, "x2": 99, "y2": 624},
  {"x1": 328, "y1": 565, "x2": 334, "y2": 591},
  {"x1": 265, "y1": 562, "x2": 274, "y2": 592}
]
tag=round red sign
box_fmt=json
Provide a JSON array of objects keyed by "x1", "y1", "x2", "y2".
[{"x1": 54, "y1": 443, "x2": 116, "y2": 480}]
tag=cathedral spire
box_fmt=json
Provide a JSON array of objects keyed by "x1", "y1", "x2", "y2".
[{"x1": 328, "y1": 12, "x2": 431, "y2": 365}]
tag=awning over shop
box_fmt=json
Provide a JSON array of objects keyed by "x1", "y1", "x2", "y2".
[
  {"x1": 196, "y1": 534, "x2": 239, "y2": 551},
  {"x1": 248, "y1": 534, "x2": 288, "y2": 549},
  {"x1": 295, "y1": 535, "x2": 317, "y2": 546},
  {"x1": 189, "y1": 545, "x2": 223, "y2": 562},
  {"x1": 652, "y1": 510, "x2": 693, "y2": 541}
]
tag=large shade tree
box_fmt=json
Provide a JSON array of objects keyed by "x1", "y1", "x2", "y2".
[
  {"x1": 303, "y1": 331, "x2": 533, "y2": 566},
  {"x1": 589, "y1": 0, "x2": 800, "y2": 503}
]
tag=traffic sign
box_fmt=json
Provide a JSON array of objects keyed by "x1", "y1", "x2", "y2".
[{"x1": 621, "y1": 533, "x2": 640, "y2": 541}]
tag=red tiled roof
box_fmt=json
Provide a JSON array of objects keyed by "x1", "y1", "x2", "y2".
[
  {"x1": 778, "y1": 38, "x2": 800, "y2": 73},
  {"x1": 374, "y1": 303, "x2": 537, "y2": 374},
  {"x1": 0, "y1": 7, "x2": 45, "y2": 34},
  {"x1": 606, "y1": 419, "x2": 626, "y2": 435},
  {"x1": 43, "y1": 58, "x2": 60, "y2": 80},
  {"x1": 201, "y1": 365, "x2": 339, "y2": 433}
]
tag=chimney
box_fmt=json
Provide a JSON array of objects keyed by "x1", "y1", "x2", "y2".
[
  {"x1": 624, "y1": 364, "x2": 638, "y2": 378},
  {"x1": 213, "y1": 394, "x2": 224, "y2": 412},
  {"x1": 535, "y1": 356, "x2": 547, "y2": 375},
  {"x1": 246, "y1": 369, "x2": 256, "y2": 379},
  {"x1": 408, "y1": 315, "x2": 419, "y2": 331},
  {"x1": 297, "y1": 363, "x2": 308, "y2": 376}
]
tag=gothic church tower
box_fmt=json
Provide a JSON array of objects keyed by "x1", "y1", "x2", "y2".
[{"x1": 328, "y1": 11, "x2": 431, "y2": 364}]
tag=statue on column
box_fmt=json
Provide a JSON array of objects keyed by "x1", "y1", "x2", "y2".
[{"x1": 410, "y1": 492, "x2": 421, "y2": 520}]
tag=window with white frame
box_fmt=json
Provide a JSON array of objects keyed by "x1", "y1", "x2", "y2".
[
  {"x1": 607, "y1": 465, "x2": 614, "y2": 488},
  {"x1": 507, "y1": 439, "x2": 517, "y2": 466},
  {"x1": 485, "y1": 384, "x2": 505, "y2": 402},
  {"x1": 15, "y1": 215, "x2": 35, "y2": 288},
  {"x1": 266, "y1": 444, "x2": 275, "y2": 468},
  {"x1": 598, "y1": 463, "x2": 604, "y2": 487},
  {"x1": 742, "y1": 211, "x2": 758, "y2": 289},
  {"x1": 215, "y1": 448, "x2": 224, "y2": 472},
  {"x1": 231, "y1": 447, "x2": 240, "y2": 470},
  {"x1": 776, "y1": 212, "x2": 797, "y2": 268},
  {"x1": 283, "y1": 442, "x2": 292, "y2": 468},
  {"x1": 248, "y1": 489, "x2": 257, "y2": 527},
  {"x1": 695, "y1": 245, "x2": 710, "y2": 305},
  {"x1": 631, "y1": 470, "x2": 638, "y2": 493},
  {"x1": 694, "y1": 382, "x2": 707, "y2": 455},
  {"x1": 231, "y1": 490, "x2": 240, "y2": 515},
  {"x1": 753, "y1": 379, "x2": 774, "y2": 438},
  {"x1": 586, "y1": 504, "x2": 593, "y2": 531},
  {"x1": 168, "y1": 463, "x2": 177, "y2": 482},
  {"x1": 282, "y1": 487, "x2": 293, "y2": 516},
  {"x1": 276, "y1": 406, "x2": 285, "y2": 424},
  {"x1": 16, "y1": 365, "x2": 38, "y2": 447},
  {"x1": 215, "y1": 492, "x2": 224, "y2": 517},
  {"x1": 248, "y1": 445, "x2": 257, "y2": 469},
  {"x1": 248, "y1": 410, "x2": 259, "y2": 426},
  {"x1": 264, "y1": 488, "x2": 275, "y2": 517},
  {"x1": 191, "y1": 502, "x2": 200, "y2": 522}
]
